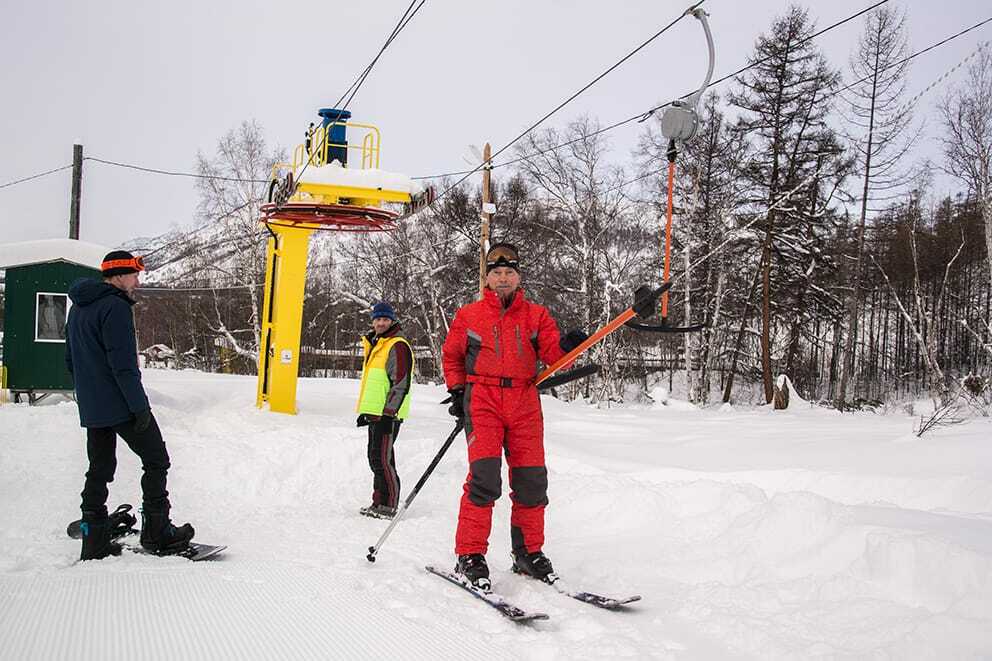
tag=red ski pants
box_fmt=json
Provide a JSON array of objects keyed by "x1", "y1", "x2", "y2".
[{"x1": 455, "y1": 383, "x2": 548, "y2": 556}]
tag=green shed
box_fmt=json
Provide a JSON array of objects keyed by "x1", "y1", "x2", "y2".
[{"x1": 0, "y1": 239, "x2": 108, "y2": 404}]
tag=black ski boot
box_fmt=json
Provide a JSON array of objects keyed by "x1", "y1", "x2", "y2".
[
  {"x1": 455, "y1": 553, "x2": 491, "y2": 591},
  {"x1": 140, "y1": 506, "x2": 194, "y2": 553},
  {"x1": 79, "y1": 513, "x2": 123, "y2": 561},
  {"x1": 512, "y1": 550, "x2": 558, "y2": 584}
]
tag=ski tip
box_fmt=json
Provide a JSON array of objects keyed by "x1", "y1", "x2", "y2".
[{"x1": 602, "y1": 595, "x2": 642, "y2": 609}]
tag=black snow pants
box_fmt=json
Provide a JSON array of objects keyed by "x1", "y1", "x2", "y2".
[
  {"x1": 80, "y1": 412, "x2": 171, "y2": 517},
  {"x1": 367, "y1": 417, "x2": 402, "y2": 509}
]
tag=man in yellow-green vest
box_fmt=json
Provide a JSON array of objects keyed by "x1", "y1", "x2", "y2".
[{"x1": 356, "y1": 301, "x2": 413, "y2": 520}]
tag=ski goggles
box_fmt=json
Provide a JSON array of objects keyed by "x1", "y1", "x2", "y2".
[
  {"x1": 101, "y1": 255, "x2": 145, "y2": 273},
  {"x1": 486, "y1": 243, "x2": 520, "y2": 272}
]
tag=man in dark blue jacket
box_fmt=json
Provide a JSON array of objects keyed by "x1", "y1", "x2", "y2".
[{"x1": 66, "y1": 250, "x2": 195, "y2": 560}]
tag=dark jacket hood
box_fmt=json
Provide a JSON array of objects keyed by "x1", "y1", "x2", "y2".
[{"x1": 68, "y1": 278, "x2": 132, "y2": 307}]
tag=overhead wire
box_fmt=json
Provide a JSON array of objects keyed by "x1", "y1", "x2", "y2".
[
  {"x1": 609, "y1": 14, "x2": 992, "y2": 206},
  {"x1": 415, "y1": 1, "x2": 707, "y2": 207},
  {"x1": 9, "y1": 4, "x2": 988, "y2": 199},
  {"x1": 0, "y1": 164, "x2": 73, "y2": 190},
  {"x1": 409, "y1": 7, "x2": 991, "y2": 238},
  {"x1": 350, "y1": 1, "x2": 989, "y2": 276},
  {"x1": 828, "y1": 15, "x2": 992, "y2": 102},
  {"x1": 335, "y1": 0, "x2": 425, "y2": 111},
  {"x1": 279, "y1": 0, "x2": 426, "y2": 212},
  {"x1": 126, "y1": 1, "x2": 428, "y2": 261},
  {"x1": 85, "y1": 157, "x2": 268, "y2": 183},
  {"x1": 414, "y1": 0, "x2": 906, "y2": 182}
]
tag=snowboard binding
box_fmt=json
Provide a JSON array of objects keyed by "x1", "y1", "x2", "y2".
[{"x1": 66, "y1": 503, "x2": 138, "y2": 540}]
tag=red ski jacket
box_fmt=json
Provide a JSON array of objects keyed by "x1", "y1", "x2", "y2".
[{"x1": 442, "y1": 288, "x2": 566, "y2": 390}]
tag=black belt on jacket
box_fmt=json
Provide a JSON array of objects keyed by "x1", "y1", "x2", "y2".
[{"x1": 465, "y1": 374, "x2": 532, "y2": 388}]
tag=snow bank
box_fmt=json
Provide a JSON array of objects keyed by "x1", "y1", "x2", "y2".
[
  {"x1": 776, "y1": 373, "x2": 809, "y2": 406},
  {"x1": 298, "y1": 161, "x2": 424, "y2": 195}
]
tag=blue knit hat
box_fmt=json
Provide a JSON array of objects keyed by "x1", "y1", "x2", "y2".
[{"x1": 370, "y1": 301, "x2": 397, "y2": 322}]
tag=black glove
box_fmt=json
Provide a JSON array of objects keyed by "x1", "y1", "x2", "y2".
[
  {"x1": 134, "y1": 408, "x2": 152, "y2": 433},
  {"x1": 560, "y1": 329, "x2": 589, "y2": 353},
  {"x1": 356, "y1": 414, "x2": 370, "y2": 427},
  {"x1": 447, "y1": 389, "x2": 466, "y2": 419}
]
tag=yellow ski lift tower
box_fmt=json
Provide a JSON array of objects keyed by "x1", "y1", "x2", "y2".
[{"x1": 256, "y1": 108, "x2": 431, "y2": 414}]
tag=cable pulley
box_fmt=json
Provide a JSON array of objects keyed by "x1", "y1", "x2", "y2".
[{"x1": 633, "y1": 7, "x2": 715, "y2": 334}]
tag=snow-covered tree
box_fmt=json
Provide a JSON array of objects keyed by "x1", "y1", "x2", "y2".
[
  {"x1": 193, "y1": 120, "x2": 286, "y2": 365},
  {"x1": 729, "y1": 5, "x2": 846, "y2": 403}
]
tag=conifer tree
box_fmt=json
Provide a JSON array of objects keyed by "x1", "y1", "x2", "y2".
[{"x1": 730, "y1": 5, "x2": 844, "y2": 402}]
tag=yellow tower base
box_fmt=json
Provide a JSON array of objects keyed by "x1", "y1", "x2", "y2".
[{"x1": 256, "y1": 227, "x2": 312, "y2": 414}]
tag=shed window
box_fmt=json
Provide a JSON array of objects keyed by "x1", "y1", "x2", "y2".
[{"x1": 35, "y1": 293, "x2": 69, "y2": 343}]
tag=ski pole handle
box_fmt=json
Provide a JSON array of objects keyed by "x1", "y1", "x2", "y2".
[
  {"x1": 536, "y1": 283, "x2": 671, "y2": 386},
  {"x1": 366, "y1": 419, "x2": 465, "y2": 563}
]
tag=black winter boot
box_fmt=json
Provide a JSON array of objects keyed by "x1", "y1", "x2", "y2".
[
  {"x1": 512, "y1": 550, "x2": 558, "y2": 584},
  {"x1": 140, "y1": 506, "x2": 194, "y2": 553},
  {"x1": 80, "y1": 514, "x2": 123, "y2": 561},
  {"x1": 455, "y1": 553, "x2": 491, "y2": 591},
  {"x1": 359, "y1": 504, "x2": 397, "y2": 519}
]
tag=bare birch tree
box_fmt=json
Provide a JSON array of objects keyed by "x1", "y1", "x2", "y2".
[
  {"x1": 836, "y1": 6, "x2": 919, "y2": 408},
  {"x1": 193, "y1": 120, "x2": 286, "y2": 364},
  {"x1": 513, "y1": 117, "x2": 640, "y2": 399},
  {"x1": 939, "y1": 47, "x2": 992, "y2": 293}
]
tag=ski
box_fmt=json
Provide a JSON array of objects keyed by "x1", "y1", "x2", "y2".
[
  {"x1": 425, "y1": 565, "x2": 549, "y2": 623},
  {"x1": 535, "y1": 282, "x2": 672, "y2": 387},
  {"x1": 511, "y1": 567, "x2": 642, "y2": 610},
  {"x1": 548, "y1": 581, "x2": 641, "y2": 610}
]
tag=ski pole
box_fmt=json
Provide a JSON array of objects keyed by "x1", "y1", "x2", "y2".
[{"x1": 366, "y1": 419, "x2": 465, "y2": 562}]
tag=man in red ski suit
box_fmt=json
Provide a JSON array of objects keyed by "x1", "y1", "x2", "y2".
[{"x1": 442, "y1": 243, "x2": 587, "y2": 590}]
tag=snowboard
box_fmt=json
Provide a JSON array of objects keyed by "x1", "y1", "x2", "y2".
[
  {"x1": 124, "y1": 541, "x2": 226, "y2": 562},
  {"x1": 66, "y1": 503, "x2": 225, "y2": 562}
]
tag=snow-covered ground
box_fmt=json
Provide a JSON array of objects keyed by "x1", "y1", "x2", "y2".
[{"x1": 1, "y1": 370, "x2": 990, "y2": 659}]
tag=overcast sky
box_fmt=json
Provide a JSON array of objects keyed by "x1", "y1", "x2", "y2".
[{"x1": 1, "y1": 0, "x2": 989, "y2": 248}]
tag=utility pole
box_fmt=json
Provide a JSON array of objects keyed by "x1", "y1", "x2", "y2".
[
  {"x1": 68, "y1": 144, "x2": 83, "y2": 239},
  {"x1": 478, "y1": 142, "x2": 493, "y2": 298}
]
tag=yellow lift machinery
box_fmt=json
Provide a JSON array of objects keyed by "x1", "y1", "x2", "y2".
[{"x1": 255, "y1": 108, "x2": 430, "y2": 414}]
